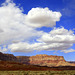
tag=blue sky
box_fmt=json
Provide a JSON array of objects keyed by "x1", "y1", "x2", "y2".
[{"x1": 0, "y1": 0, "x2": 75, "y2": 61}]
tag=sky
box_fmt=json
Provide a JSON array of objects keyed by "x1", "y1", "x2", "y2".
[{"x1": 0, "y1": 0, "x2": 75, "y2": 61}]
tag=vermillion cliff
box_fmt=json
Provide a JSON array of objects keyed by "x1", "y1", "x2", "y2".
[
  {"x1": 29, "y1": 54, "x2": 65, "y2": 67},
  {"x1": 0, "y1": 52, "x2": 75, "y2": 67},
  {"x1": 29, "y1": 54, "x2": 75, "y2": 67}
]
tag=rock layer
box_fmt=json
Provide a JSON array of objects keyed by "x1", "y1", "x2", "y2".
[
  {"x1": 16, "y1": 56, "x2": 30, "y2": 64},
  {"x1": 29, "y1": 54, "x2": 66, "y2": 67},
  {"x1": 0, "y1": 52, "x2": 17, "y2": 61},
  {"x1": 0, "y1": 52, "x2": 75, "y2": 67}
]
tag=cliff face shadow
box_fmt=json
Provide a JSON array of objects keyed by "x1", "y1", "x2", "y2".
[
  {"x1": 0, "y1": 52, "x2": 30, "y2": 64},
  {"x1": 16, "y1": 56, "x2": 30, "y2": 64},
  {"x1": 0, "y1": 52, "x2": 17, "y2": 61}
]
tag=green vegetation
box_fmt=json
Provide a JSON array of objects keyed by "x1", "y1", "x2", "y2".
[{"x1": 0, "y1": 70, "x2": 75, "y2": 75}]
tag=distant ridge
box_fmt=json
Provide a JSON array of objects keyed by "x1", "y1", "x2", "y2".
[{"x1": 0, "y1": 52, "x2": 75, "y2": 67}]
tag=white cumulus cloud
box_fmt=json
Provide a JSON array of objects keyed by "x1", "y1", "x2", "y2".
[
  {"x1": 9, "y1": 27, "x2": 75, "y2": 52},
  {"x1": 0, "y1": 45, "x2": 8, "y2": 53},
  {"x1": 61, "y1": 49, "x2": 75, "y2": 53},
  {"x1": 38, "y1": 27, "x2": 75, "y2": 44},
  {"x1": 0, "y1": 0, "x2": 43, "y2": 45},
  {"x1": 26, "y1": 7, "x2": 62, "y2": 28},
  {"x1": 0, "y1": 0, "x2": 75, "y2": 53}
]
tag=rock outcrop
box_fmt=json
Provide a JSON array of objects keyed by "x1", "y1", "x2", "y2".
[
  {"x1": 0, "y1": 52, "x2": 75, "y2": 67},
  {"x1": 0, "y1": 52, "x2": 17, "y2": 61},
  {"x1": 56, "y1": 61, "x2": 75, "y2": 66},
  {"x1": 29, "y1": 54, "x2": 65, "y2": 67},
  {"x1": 16, "y1": 56, "x2": 30, "y2": 64},
  {"x1": 16, "y1": 54, "x2": 75, "y2": 67}
]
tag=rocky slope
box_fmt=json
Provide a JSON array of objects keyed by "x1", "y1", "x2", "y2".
[
  {"x1": 1, "y1": 61, "x2": 75, "y2": 71},
  {"x1": 29, "y1": 54, "x2": 75, "y2": 67},
  {"x1": 0, "y1": 52, "x2": 17, "y2": 61},
  {"x1": 0, "y1": 52, "x2": 75, "y2": 67},
  {"x1": 29, "y1": 54, "x2": 65, "y2": 66},
  {"x1": 16, "y1": 56, "x2": 30, "y2": 64}
]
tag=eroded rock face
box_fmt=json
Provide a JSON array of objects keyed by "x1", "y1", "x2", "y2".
[
  {"x1": 16, "y1": 54, "x2": 75, "y2": 67},
  {"x1": 16, "y1": 56, "x2": 30, "y2": 64},
  {"x1": 29, "y1": 54, "x2": 66, "y2": 67},
  {"x1": 0, "y1": 52, "x2": 75, "y2": 67},
  {"x1": 0, "y1": 52, "x2": 17, "y2": 61}
]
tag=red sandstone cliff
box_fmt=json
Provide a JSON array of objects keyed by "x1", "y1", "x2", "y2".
[
  {"x1": 16, "y1": 56, "x2": 30, "y2": 64},
  {"x1": 29, "y1": 54, "x2": 66, "y2": 67},
  {"x1": 0, "y1": 52, "x2": 17, "y2": 61},
  {"x1": 0, "y1": 52, "x2": 75, "y2": 67},
  {"x1": 17, "y1": 54, "x2": 75, "y2": 67}
]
